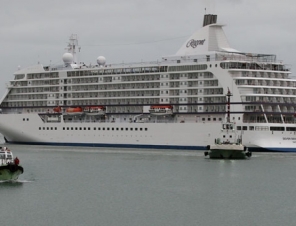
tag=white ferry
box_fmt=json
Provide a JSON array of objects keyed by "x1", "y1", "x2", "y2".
[{"x1": 0, "y1": 14, "x2": 295, "y2": 152}]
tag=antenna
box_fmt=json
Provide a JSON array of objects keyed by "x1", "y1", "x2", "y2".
[{"x1": 205, "y1": 8, "x2": 206, "y2": 14}]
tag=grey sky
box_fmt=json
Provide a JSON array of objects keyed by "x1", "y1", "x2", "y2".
[{"x1": 0, "y1": 0, "x2": 295, "y2": 91}]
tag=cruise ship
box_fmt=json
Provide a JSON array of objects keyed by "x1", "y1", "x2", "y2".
[{"x1": 0, "y1": 14, "x2": 295, "y2": 152}]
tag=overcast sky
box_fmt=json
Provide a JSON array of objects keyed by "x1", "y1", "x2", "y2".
[{"x1": 0, "y1": 0, "x2": 295, "y2": 91}]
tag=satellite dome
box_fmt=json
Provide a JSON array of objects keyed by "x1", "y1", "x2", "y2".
[
  {"x1": 62, "y1": 53, "x2": 73, "y2": 64},
  {"x1": 97, "y1": 56, "x2": 106, "y2": 66}
]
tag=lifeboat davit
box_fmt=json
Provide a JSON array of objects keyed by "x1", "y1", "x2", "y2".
[
  {"x1": 149, "y1": 105, "x2": 173, "y2": 116},
  {"x1": 83, "y1": 106, "x2": 106, "y2": 115},
  {"x1": 65, "y1": 107, "x2": 84, "y2": 115},
  {"x1": 53, "y1": 106, "x2": 61, "y2": 113}
]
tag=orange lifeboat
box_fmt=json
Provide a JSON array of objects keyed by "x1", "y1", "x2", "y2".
[
  {"x1": 65, "y1": 107, "x2": 84, "y2": 115},
  {"x1": 84, "y1": 106, "x2": 106, "y2": 115},
  {"x1": 53, "y1": 106, "x2": 61, "y2": 113},
  {"x1": 149, "y1": 105, "x2": 173, "y2": 115}
]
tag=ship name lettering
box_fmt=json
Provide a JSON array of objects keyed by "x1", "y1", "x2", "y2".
[
  {"x1": 283, "y1": 137, "x2": 296, "y2": 140},
  {"x1": 186, "y1": 39, "x2": 206, "y2": 48}
]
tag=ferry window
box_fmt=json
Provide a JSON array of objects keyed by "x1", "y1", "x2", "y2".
[
  {"x1": 223, "y1": 135, "x2": 225, "y2": 138},
  {"x1": 63, "y1": 127, "x2": 65, "y2": 130},
  {"x1": 107, "y1": 128, "x2": 109, "y2": 130},
  {"x1": 112, "y1": 128, "x2": 114, "y2": 131},
  {"x1": 249, "y1": 126, "x2": 254, "y2": 131},
  {"x1": 208, "y1": 118, "x2": 211, "y2": 121},
  {"x1": 55, "y1": 127, "x2": 57, "y2": 130},
  {"x1": 135, "y1": 128, "x2": 138, "y2": 131},
  {"x1": 94, "y1": 128, "x2": 96, "y2": 130},
  {"x1": 88, "y1": 127, "x2": 91, "y2": 130},
  {"x1": 237, "y1": 126, "x2": 241, "y2": 130},
  {"x1": 98, "y1": 128, "x2": 101, "y2": 130},
  {"x1": 213, "y1": 118, "x2": 216, "y2": 121},
  {"x1": 43, "y1": 127, "x2": 45, "y2": 130},
  {"x1": 130, "y1": 128, "x2": 133, "y2": 131},
  {"x1": 243, "y1": 126, "x2": 247, "y2": 130},
  {"x1": 66, "y1": 127, "x2": 69, "y2": 130},
  {"x1": 84, "y1": 128, "x2": 86, "y2": 130},
  {"x1": 23, "y1": 118, "x2": 25, "y2": 121},
  {"x1": 126, "y1": 128, "x2": 128, "y2": 131},
  {"x1": 71, "y1": 127, "x2": 73, "y2": 130},
  {"x1": 202, "y1": 118, "x2": 205, "y2": 121},
  {"x1": 27, "y1": 118, "x2": 29, "y2": 121},
  {"x1": 230, "y1": 135, "x2": 232, "y2": 138},
  {"x1": 51, "y1": 127, "x2": 53, "y2": 130},
  {"x1": 102, "y1": 128, "x2": 105, "y2": 130},
  {"x1": 219, "y1": 118, "x2": 222, "y2": 121},
  {"x1": 215, "y1": 64, "x2": 217, "y2": 67},
  {"x1": 145, "y1": 128, "x2": 148, "y2": 131},
  {"x1": 121, "y1": 128, "x2": 123, "y2": 131},
  {"x1": 238, "y1": 117, "x2": 241, "y2": 120},
  {"x1": 39, "y1": 127, "x2": 41, "y2": 130},
  {"x1": 116, "y1": 128, "x2": 119, "y2": 131},
  {"x1": 80, "y1": 127, "x2": 82, "y2": 130}
]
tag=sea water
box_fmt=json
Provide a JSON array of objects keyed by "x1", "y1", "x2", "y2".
[{"x1": 0, "y1": 143, "x2": 296, "y2": 226}]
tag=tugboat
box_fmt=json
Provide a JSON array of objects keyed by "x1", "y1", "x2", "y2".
[
  {"x1": 0, "y1": 147, "x2": 24, "y2": 181},
  {"x1": 204, "y1": 90, "x2": 252, "y2": 159}
]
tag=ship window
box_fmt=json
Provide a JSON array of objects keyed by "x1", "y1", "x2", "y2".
[
  {"x1": 219, "y1": 118, "x2": 222, "y2": 121},
  {"x1": 66, "y1": 127, "x2": 69, "y2": 130},
  {"x1": 94, "y1": 127, "x2": 96, "y2": 130},
  {"x1": 286, "y1": 127, "x2": 296, "y2": 131},
  {"x1": 88, "y1": 127, "x2": 91, "y2": 130},
  {"x1": 208, "y1": 118, "x2": 211, "y2": 121},
  {"x1": 202, "y1": 118, "x2": 205, "y2": 121},
  {"x1": 135, "y1": 128, "x2": 138, "y2": 131},
  {"x1": 213, "y1": 118, "x2": 216, "y2": 121},
  {"x1": 27, "y1": 118, "x2": 29, "y2": 121},
  {"x1": 71, "y1": 127, "x2": 73, "y2": 130},
  {"x1": 130, "y1": 128, "x2": 133, "y2": 131},
  {"x1": 223, "y1": 135, "x2": 225, "y2": 138},
  {"x1": 75, "y1": 127, "x2": 78, "y2": 130},
  {"x1": 84, "y1": 127, "x2": 86, "y2": 130},
  {"x1": 39, "y1": 127, "x2": 41, "y2": 130},
  {"x1": 126, "y1": 128, "x2": 128, "y2": 131},
  {"x1": 80, "y1": 127, "x2": 82, "y2": 130},
  {"x1": 98, "y1": 128, "x2": 101, "y2": 130},
  {"x1": 102, "y1": 128, "x2": 105, "y2": 130},
  {"x1": 145, "y1": 128, "x2": 148, "y2": 131},
  {"x1": 112, "y1": 128, "x2": 114, "y2": 131},
  {"x1": 121, "y1": 128, "x2": 123, "y2": 131},
  {"x1": 237, "y1": 126, "x2": 241, "y2": 130},
  {"x1": 243, "y1": 126, "x2": 247, "y2": 130},
  {"x1": 43, "y1": 127, "x2": 45, "y2": 130},
  {"x1": 116, "y1": 128, "x2": 119, "y2": 131},
  {"x1": 107, "y1": 128, "x2": 109, "y2": 130},
  {"x1": 55, "y1": 127, "x2": 57, "y2": 130},
  {"x1": 270, "y1": 127, "x2": 285, "y2": 131},
  {"x1": 63, "y1": 127, "x2": 65, "y2": 130},
  {"x1": 51, "y1": 127, "x2": 53, "y2": 130},
  {"x1": 249, "y1": 126, "x2": 254, "y2": 131}
]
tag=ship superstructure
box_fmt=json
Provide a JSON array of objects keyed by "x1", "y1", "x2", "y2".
[{"x1": 0, "y1": 15, "x2": 295, "y2": 151}]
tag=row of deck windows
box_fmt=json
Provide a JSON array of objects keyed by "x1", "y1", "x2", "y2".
[
  {"x1": 237, "y1": 126, "x2": 296, "y2": 131},
  {"x1": 39, "y1": 127, "x2": 148, "y2": 131}
]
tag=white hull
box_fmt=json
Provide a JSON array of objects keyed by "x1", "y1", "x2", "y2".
[{"x1": 0, "y1": 114, "x2": 295, "y2": 151}]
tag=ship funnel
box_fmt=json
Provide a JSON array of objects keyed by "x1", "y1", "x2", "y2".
[{"x1": 203, "y1": 14, "x2": 217, "y2": 27}]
